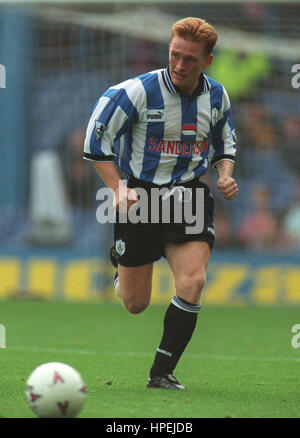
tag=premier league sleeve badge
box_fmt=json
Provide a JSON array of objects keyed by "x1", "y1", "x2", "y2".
[{"x1": 94, "y1": 120, "x2": 106, "y2": 141}]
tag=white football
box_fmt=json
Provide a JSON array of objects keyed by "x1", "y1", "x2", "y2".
[{"x1": 25, "y1": 362, "x2": 87, "y2": 418}]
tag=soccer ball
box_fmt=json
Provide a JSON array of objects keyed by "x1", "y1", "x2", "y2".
[{"x1": 25, "y1": 362, "x2": 87, "y2": 418}]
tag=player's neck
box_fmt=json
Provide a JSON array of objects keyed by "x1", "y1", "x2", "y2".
[{"x1": 177, "y1": 81, "x2": 199, "y2": 97}]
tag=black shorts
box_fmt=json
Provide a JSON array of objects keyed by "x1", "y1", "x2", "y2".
[{"x1": 114, "y1": 175, "x2": 215, "y2": 267}]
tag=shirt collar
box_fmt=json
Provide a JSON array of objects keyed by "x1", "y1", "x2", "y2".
[{"x1": 162, "y1": 67, "x2": 211, "y2": 96}]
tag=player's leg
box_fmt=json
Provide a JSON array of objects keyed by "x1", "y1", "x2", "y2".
[
  {"x1": 110, "y1": 235, "x2": 158, "y2": 314},
  {"x1": 147, "y1": 180, "x2": 214, "y2": 389},
  {"x1": 165, "y1": 240, "x2": 211, "y2": 304},
  {"x1": 117, "y1": 263, "x2": 153, "y2": 314},
  {"x1": 147, "y1": 241, "x2": 210, "y2": 389},
  {"x1": 110, "y1": 220, "x2": 159, "y2": 315},
  {"x1": 111, "y1": 176, "x2": 162, "y2": 314}
]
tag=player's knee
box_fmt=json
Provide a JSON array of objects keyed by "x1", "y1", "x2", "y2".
[
  {"x1": 119, "y1": 282, "x2": 151, "y2": 314},
  {"x1": 120, "y1": 292, "x2": 150, "y2": 314},
  {"x1": 123, "y1": 300, "x2": 149, "y2": 315},
  {"x1": 175, "y1": 271, "x2": 206, "y2": 301},
  {"x1": 196, "y1": 272, "x2": 206, "y2": 293}
]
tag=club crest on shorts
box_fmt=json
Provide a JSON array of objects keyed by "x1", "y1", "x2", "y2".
[{"x1": 115, "y1": 239, "x2": 126, "y2": 256}]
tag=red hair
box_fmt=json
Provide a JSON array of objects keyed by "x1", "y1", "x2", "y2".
[{"x1": 171, "y1": 17, "x2": 218, "y2": 55}]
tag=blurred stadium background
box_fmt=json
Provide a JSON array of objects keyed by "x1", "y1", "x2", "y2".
[{"x1": 1, "y1": 0, "x2": 300, "y2": 305}]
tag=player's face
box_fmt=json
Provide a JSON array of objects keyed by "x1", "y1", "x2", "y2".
[{"x1": 169, "y1": 36, "x2": 213, "y2": 96}]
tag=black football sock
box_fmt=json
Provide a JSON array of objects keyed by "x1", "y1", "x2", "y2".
[{"x1": 149, "y1": 296, "x2": 200, "y2": 378}]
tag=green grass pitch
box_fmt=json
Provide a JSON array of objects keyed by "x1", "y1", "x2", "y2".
[{"x1": 0, "y1": 299, "x2": 300, "y2": 418}]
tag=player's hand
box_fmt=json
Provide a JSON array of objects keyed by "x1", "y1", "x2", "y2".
[
  {"x1": 113, "y1": 182, "x2": 139, "y2": 213},
  {"x1": 217, "y1": 176, "x2": 238, "y2": 200}
]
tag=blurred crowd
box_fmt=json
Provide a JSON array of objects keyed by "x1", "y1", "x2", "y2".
[{"x1": 207, "y1": 103, "x2": 300, "y2": 252}]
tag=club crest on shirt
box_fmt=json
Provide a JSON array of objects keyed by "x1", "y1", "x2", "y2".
[
  {"x1": 211, "y1": 108, "x2": 219, "y2": 126},
  {"x1": 94, "y1": 120, "x2": 106, "y2": 140},
  {"x1": 115, "y1": 239, "x2": 126, "y2": 256}
]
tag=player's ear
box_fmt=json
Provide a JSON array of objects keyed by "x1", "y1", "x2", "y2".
[
  {"x1": 204, "y1": 54, "x2": 213, "y2": 69},
  {"x1": 168, "y1": 43, "x2": 172, "y2": 59}
]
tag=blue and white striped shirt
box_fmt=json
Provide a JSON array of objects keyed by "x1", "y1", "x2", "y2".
[{"x1": 83, "y1": 68, "x2": 236, "y2": 185}]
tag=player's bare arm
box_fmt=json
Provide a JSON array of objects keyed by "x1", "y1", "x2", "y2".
[
  {"x1": 216, "y1": 160, "x2": 238, "y2": 201},
  {"x1": 93, "y1": 162, "x2": 138, "y2": 212}
]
